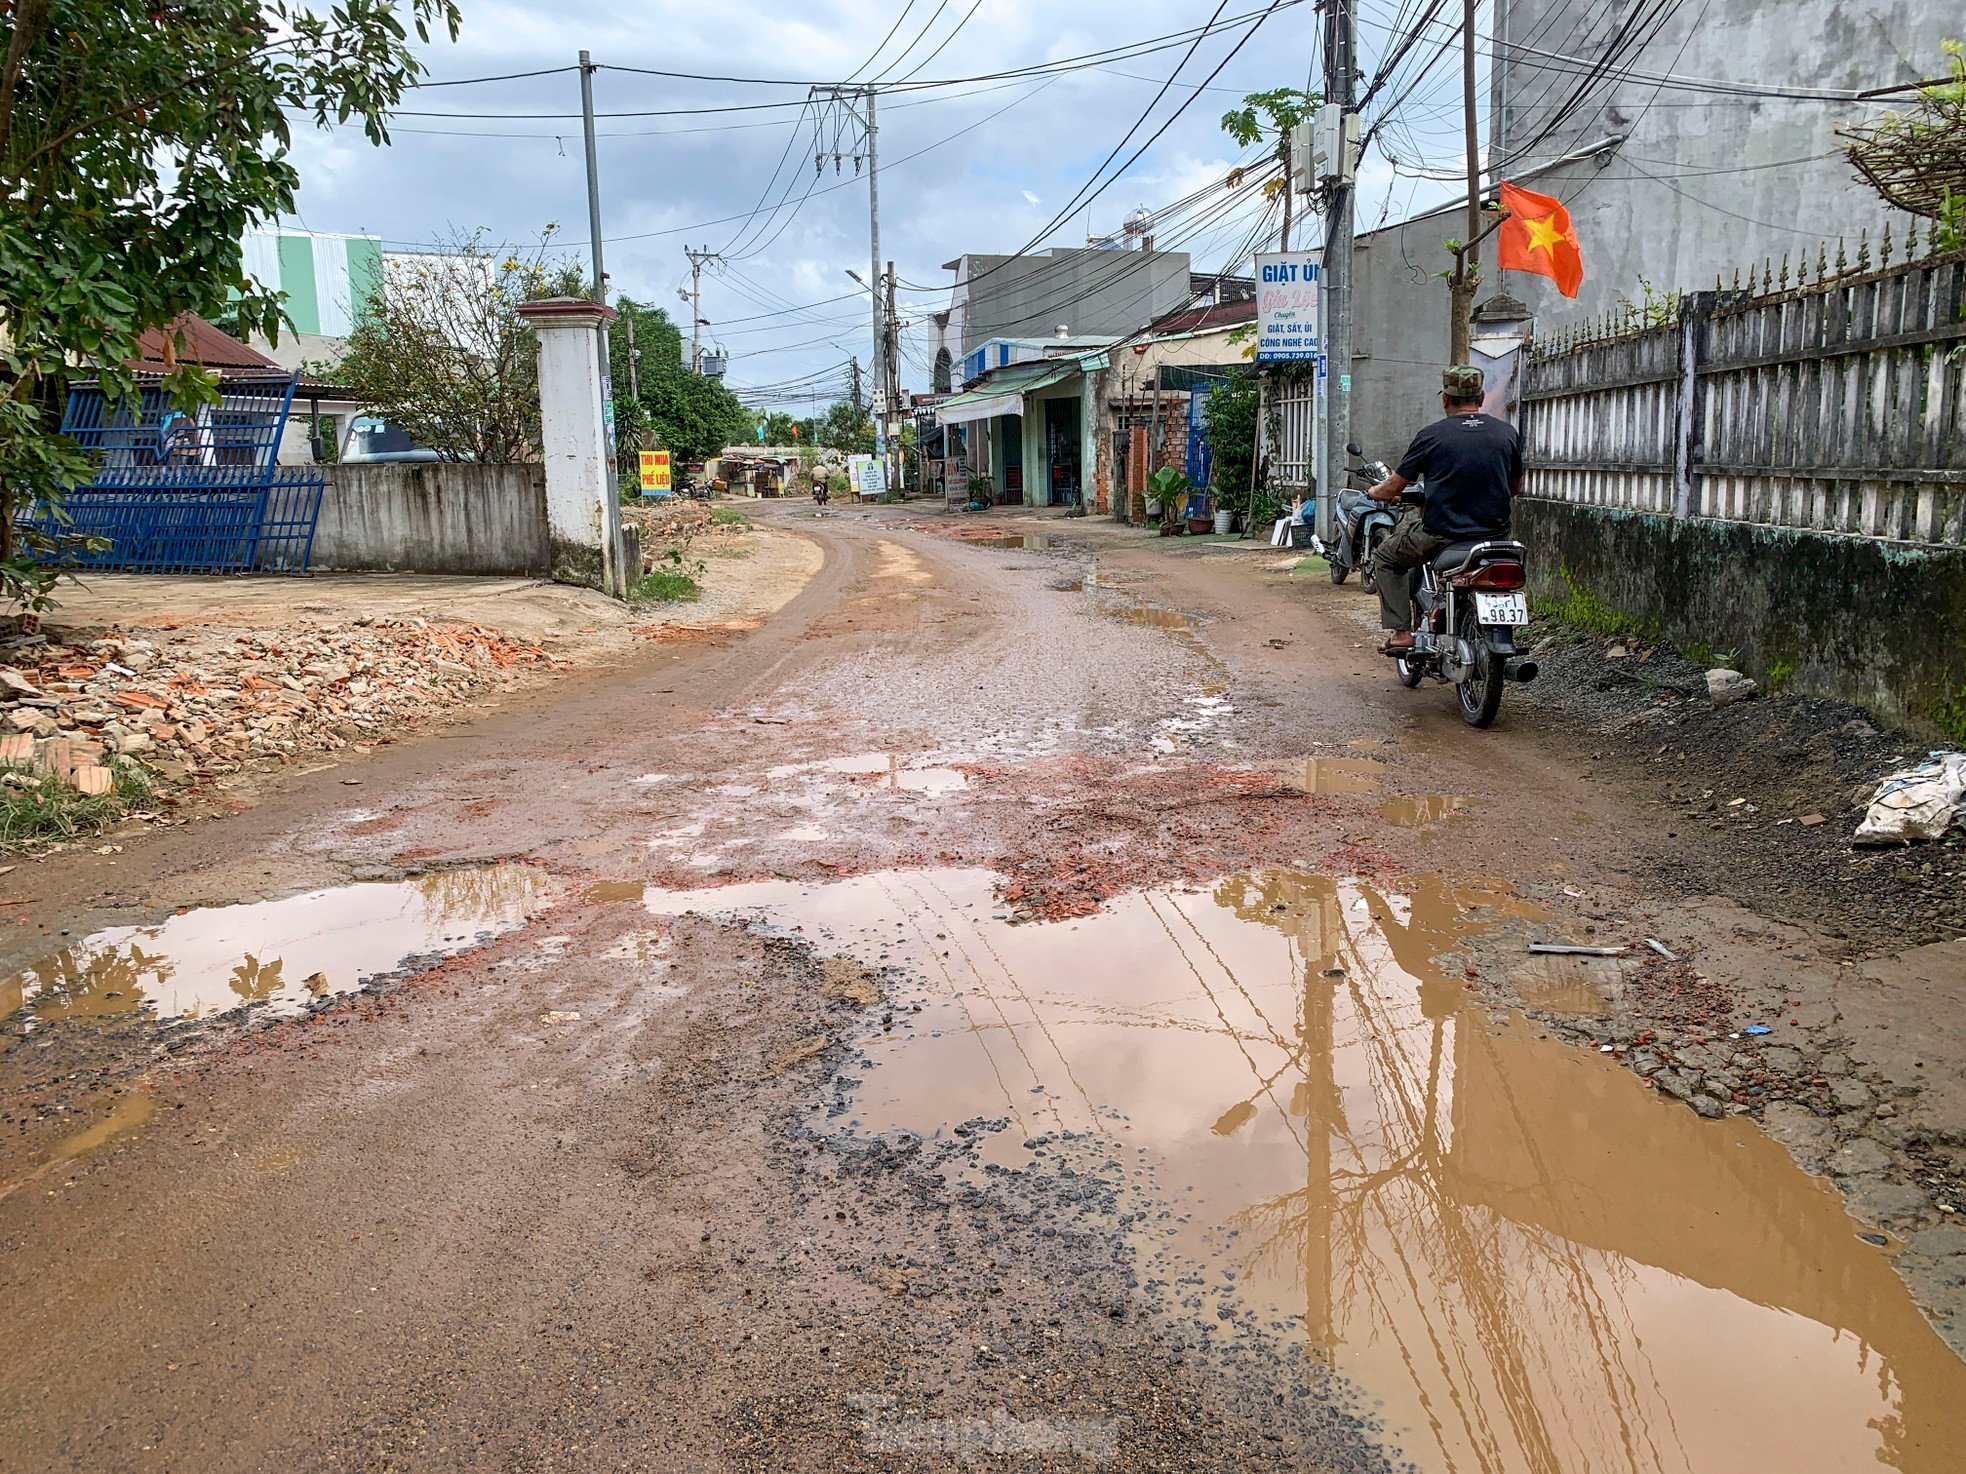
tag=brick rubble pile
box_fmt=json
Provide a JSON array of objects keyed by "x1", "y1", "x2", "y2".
[{"x1": 0, "y1": 618, "x2": 557, "y2": 804}]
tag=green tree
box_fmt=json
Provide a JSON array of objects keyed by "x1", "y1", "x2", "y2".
[
  {"x1": 805, "y1": 399, "x2": 875, "y2": 454},
  {"x1": 609, "y1": 297, "x2": 749, "y2": 463},
  {"x1": 0, "y1": 0, "x2": 460, "y2": 608},
  {"x1": 1204, "y1": 370, "x2": 1261, "y2": 514},
  {"x1": 753, "y1": 411, "x2": 799, "y2": 444},
  {"x1": 1220, "y1": 87, "x2": 1320, "y2": 250},
  {"x1": 331, "y1": 231, "x2": 557, "y2": 463}
]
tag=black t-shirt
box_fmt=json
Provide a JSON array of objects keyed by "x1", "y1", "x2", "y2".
[{"x1": 1395, "y1": 413, "x2": 1522, "y2": 540}]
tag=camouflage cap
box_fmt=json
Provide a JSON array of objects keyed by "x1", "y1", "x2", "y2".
[{"x1": 1442, "y1": 364, "x2": 1485, "y2": 400}]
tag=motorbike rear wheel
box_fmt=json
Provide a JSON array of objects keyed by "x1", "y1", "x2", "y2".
[{"x1": 1455, "y1": 606, "x2": 1506, "y2": 728}]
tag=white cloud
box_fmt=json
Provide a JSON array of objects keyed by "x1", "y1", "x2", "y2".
[{"x1": 274, "y1": 1, "x2": 1452, "y2": 396}]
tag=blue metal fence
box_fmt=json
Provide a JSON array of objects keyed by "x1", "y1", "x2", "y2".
[
  {"x1": 26, "y1": 470, "x2": 325, "y2": 575},
  {"x1": 33, "y1": 372, "x2": 325, "y2": 574}
]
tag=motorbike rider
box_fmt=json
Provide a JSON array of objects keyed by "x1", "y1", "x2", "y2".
[{"x1": 1365, "y1": 364, "x2": 1523, "y2": 655}]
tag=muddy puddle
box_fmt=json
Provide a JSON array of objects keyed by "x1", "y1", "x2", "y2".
[
  {"x1": 1286, "y1": 756, "x2": 1385, "y2": 795},
  {"x1": 1, "y1": 865, "x2": 551, "y2": 1027},
  {"x1": 973, "y1": 534, "x2": 1054, "y2": 552},
  {"x1": 635, "y1": 866, "x2": 1966, "y2": 1474},
  {"x1": 1381, "y1": 794, "x2": 1471, "y2": 826}
]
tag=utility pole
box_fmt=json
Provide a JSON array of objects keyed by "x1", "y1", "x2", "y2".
[
  {"x1": 849, "y1": 356, "x2": 863, "y2": 417},
  {"x1": 577, "y1": 51, "x2": 613, "y2": 437},
  {"x1": 1448, "y1": 0, "x2": 1482, "y2": 363},
  {"x1": 684, "y1": 245, "x2": 721, "y2": 373},
  {"x1": 810, "y1": 85, "x2": 882, "y2": 473},
  {"x1": 883, "y1": 261, "x2": 901, "y2": 497},
  {"x1": 624, "y1": 311, "x2": 639, "y2": 401},
  {"x1": 1318, "y1": 0, "x2": 1358, "y2": 545}
]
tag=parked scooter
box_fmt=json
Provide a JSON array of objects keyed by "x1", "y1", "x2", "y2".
[
  {"x1": 1378, "y1": 482, "x2": 1539, "y2": 728},
  {"x1": 1316, "y1": 443, "x2": 1398, "y2": 591}
]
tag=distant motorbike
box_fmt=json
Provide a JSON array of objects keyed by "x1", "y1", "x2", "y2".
[
  {"x1": 812, "y1": 477, "x2": 831, "y2": 508},
  {"x1": 1316, "y1": 443, "x2": 1398, "y2": 592},
  {"x1": 1380, "y1": 482, "x2": 1540, "y2": 729}
]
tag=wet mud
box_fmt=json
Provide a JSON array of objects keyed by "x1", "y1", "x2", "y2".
[{"x1": 638, "y1": 867, "x2": 1966, "y2": 1474}]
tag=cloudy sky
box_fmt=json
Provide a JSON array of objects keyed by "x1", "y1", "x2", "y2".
[{"x1": 280, "y1": 0, "x2": 1475, "y2": 409}]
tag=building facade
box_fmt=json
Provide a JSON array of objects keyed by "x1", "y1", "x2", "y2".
[{"x1": 943, "y1": 246, "x2": 1193, "y2": 358}]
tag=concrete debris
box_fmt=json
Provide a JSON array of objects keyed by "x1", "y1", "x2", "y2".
[{"x1": 1704, "y1": 668, "x2": 1759, "y2": 706}]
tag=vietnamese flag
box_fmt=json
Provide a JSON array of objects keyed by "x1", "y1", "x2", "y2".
[{"x1": 1496, "y1": 181, "x2": 1583, "y2": 298}]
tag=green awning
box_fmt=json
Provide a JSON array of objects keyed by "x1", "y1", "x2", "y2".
[{"x1": 936, "y1": 361, "x2": 1079, "y2": 426}]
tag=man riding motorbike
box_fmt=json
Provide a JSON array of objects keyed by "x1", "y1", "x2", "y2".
[{"x1": 1365, "y1": 365, "x2": 1524, "y2": 656}]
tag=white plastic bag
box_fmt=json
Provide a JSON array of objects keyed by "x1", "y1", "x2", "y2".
[{"x1": 1853, "y1": 751, "x2": 1966, "y2": 845}]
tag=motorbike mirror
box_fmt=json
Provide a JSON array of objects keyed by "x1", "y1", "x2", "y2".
[{"x1": 1345, "y1": 441, "x2": 1362, "y2": 456}]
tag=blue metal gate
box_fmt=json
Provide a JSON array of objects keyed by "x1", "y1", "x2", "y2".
[{"x1": 29, "y1": 373, "x2": 325, "y2": 574}]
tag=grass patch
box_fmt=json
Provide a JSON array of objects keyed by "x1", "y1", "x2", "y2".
[
  {"x1": 1932, "y1": 685, "x2": 1966, "y2": 746},
  {"x1": 628, "y1": 567, "x2": 703, "y2": 603},
  {"x1": 709, "y1": 504, "x2": 749, "y2": 527},
  {"x1": 0, "y1": 760, "x2": 153, "y2": 852},
  {"x1": 1290, "y1": 555, "x2": 1330, "y2": 575}
]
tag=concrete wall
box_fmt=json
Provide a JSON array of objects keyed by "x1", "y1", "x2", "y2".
[
  {"x1": 1494, "y1": 0, "x2": 1948, "y2": 333},
  {"x1": 1519, "y1": 499, "x2": 1966, "y2": 739},
  {"x1": 953, "y1": 248, "x2": 1192, "y2": 356},
  {"x1": 1346, "y1": 0, "x2": 1952, "y2": 465},
  {"x1": 312, "y1": 463, "x2": 551, "y2": 576}
]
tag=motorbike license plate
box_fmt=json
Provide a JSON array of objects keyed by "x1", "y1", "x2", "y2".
[{"x1": 1474, "y1": 592, "x2": 1529, "y2": 625}]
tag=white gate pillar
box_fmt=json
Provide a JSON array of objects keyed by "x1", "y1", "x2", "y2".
[{"x1": 516, "y1": 297, "x2": 627, "y2": 597}]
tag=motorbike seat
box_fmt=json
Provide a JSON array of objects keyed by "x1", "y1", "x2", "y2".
[{"x1": 1432, "y1": 538, "x2": 1525, "y2": 575}]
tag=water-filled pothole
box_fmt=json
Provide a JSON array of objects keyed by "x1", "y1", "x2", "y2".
[
  {"x1": 635, "y1": 866, "x2": 1966, "y2": 1473},
  {"x1": 1, "y1": 865, "x2": 551, "y2": 1027}
]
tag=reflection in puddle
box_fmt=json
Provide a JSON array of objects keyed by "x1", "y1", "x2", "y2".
[
  {"x1": 1287, "y1": 756, "x2": 1384, "y2": 795},
  {"x1": 1106, "y1": 603, "x2": 1196, "y2": 631},
  {"x1": 640, "y1": 866, "x2": 1966, "y2": 1474},
  {"x1": 974, "y1": 534, "x2": 1054, "y2": 551},
  {"x1": 2, "y1": 865, "x2": 551, "y2": 1026},
  {"x1": 1380, "y1": 794, "x2": 1471, "y2": 826}
]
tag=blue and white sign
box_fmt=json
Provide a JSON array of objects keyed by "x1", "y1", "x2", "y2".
[{"x1": 1255, "y1": 250, "x2": 1321, "y2": 363}]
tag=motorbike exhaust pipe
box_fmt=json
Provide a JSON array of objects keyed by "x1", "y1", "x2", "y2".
[{"x1": 1509, "y1": 659, "x2": 1540, "y2": 684}]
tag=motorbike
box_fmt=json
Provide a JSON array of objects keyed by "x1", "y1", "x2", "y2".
[
  {"x1": 1315, "y1": 443, "x2": 1399, "y2": 592},
  {"x1": 1381, "y1": 484, "x2": 1540, "y2": 729},
  {"x1": 812, "y1": 476, "x2": 831, "y2": 508}
]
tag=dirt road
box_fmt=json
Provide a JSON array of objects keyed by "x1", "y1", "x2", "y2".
[{"x1": 4, "y1": 504, "x2": 1965, "y2": 1473}]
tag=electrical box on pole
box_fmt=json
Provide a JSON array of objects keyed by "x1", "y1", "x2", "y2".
[{"x1": 1312, "y1": 109, "x2": 1360, "y2": 187}]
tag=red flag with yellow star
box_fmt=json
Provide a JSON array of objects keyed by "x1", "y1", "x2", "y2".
[{"x1": 1496, "y1": 181, "x2": 1583, "y2": 298}]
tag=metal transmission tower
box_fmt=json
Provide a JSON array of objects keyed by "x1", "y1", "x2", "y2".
[
  {"x1": 681, "y1": 246, "x2": 722, "y2": 374},
  {"x1": 808, "y1": 85, "x2": 884, "y2": 471}
]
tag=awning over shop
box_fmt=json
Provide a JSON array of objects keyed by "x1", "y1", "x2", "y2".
[{"x1": 936, "y1": 361, "x2": 1078, "y2": 427}]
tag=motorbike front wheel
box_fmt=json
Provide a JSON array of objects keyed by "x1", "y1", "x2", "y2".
[
  {"x1": 1360, "y1": 524, "x2": 1388, "y2": 595},
  {"x1": 1455, "y1": 607, "x2": 1506, "y2": 727},
  {"x1": 1328, "y1": 556, "x2": 1350, "y2": 585}
]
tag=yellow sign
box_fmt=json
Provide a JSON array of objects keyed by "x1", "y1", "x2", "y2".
[{"x1": 638, "y1": 449, "x2": 672, "y2": 494}]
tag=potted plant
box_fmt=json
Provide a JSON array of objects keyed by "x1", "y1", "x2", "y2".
[
  {"x1": 1144, "y1": 466, "x2": 1187, "y2": 534},
  {"x1": 1184, "y1": 489, "x2": 1216, "y2": 536}
]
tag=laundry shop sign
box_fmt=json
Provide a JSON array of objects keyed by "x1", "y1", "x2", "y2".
[{"x1": 1254, "y1": 251, "x2": 1321, "y2": 363}]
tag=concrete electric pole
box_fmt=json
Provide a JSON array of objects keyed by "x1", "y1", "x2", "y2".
[
  {"x1": 849, "y1": 356, "x2": 863, "y2": 418},
  {"x1": 684, "y1": 245, "x2": 721, "y2": 374},
  {"x1": 810, "y1": 85, "x2": 883, "y2": 474},
  {"x1": 1318, "y1": 0, "x2": 1358, "y2": 544},
  {"x1": 884, "y1": 261, "x2": 901, "y2": 497},
  {"x1": 1448, "y1": 0, "x2": 1482, "y2": 363}
]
